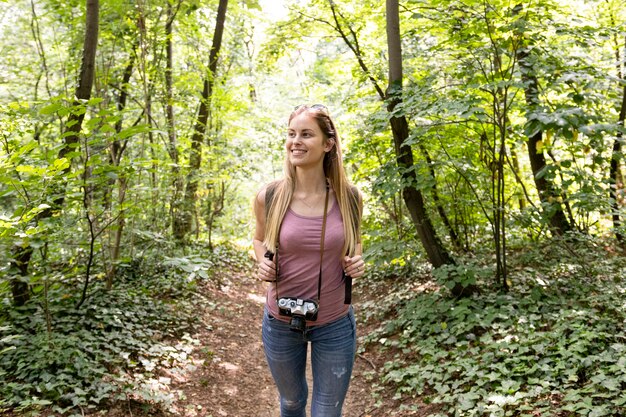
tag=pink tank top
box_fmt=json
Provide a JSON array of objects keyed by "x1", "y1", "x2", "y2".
[{"x1": 266, "y1": 200, "x2": 349, "y2": 326}]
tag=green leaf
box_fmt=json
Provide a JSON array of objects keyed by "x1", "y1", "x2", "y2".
[{"x1": 40, "y1": 103, "x2": 63, "y2": 115}]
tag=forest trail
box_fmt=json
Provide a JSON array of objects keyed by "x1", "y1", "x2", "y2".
[{"x1": 140, "y1": 270, "x2": 395, "y2": 417}]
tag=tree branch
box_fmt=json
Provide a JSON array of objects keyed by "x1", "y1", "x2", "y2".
[{"x1": 326, "y1": 0, "x2": 386, "y2": 99}]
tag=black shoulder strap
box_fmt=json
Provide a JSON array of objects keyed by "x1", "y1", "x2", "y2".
[
  {"x1": 348, "y1": 185, "x2": 361, "y2": 224},
  {"x1": 264, "y1": 182, "x2": 278, "y2": 221}
]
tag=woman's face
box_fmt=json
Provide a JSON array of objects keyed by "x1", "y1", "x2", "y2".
[{"x1": 286, "y1": 112, "x2": 333, "y2": 169}]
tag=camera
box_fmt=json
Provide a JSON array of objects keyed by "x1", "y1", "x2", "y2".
[{"x1": 277, "y1": 297, "x2": 319, "y2": 332}]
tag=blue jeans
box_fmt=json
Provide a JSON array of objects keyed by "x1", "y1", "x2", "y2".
[{"x1": 262, "y1": 307, "x2": 357, "y2": 417}]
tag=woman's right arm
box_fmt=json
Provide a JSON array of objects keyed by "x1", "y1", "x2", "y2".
[{"x1": 253, "y1": 187, "x2": 276, "y2": 281}]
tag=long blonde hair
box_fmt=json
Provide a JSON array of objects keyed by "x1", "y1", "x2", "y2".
[{"x1": 263, "y1": 105, "x2": 362, "y2": 256}]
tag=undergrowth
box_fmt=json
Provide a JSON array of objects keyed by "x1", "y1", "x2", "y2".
[
  {"x1": 0, "y1": 243, "x2": 249, "y2": 416},
  {"x1": 361, "y1": 236, "x2": 626, "y2": 416}
]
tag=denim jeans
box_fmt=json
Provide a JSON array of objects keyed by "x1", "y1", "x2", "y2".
[{"x1": 262, "y1": 306, "x2": 357, "y2": 417}]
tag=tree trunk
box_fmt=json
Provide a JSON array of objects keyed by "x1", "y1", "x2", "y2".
[
  {"x1": 386, "y1": 0, "x2": 454, "y2": 268},
  {"x1": 165, "y1": 2, "x2": 184, "y2": 237},
  {"x1": 524, "y1": 120, "x2": 571, "y2": 234},
  {"x1": 610, "y1": 37, "x2": 625, "y2": 243},
  {"x1": 10, "y1": 0, "x2": 99, "y2": 306},
  {"x1": 417, "y1": 141, "x2": 462, "y2": 249},
  {"x1": 610, "y1": 92, "x2": 625, "y2": 243},
  {"x1": 509, "y1": 146, "x2": 527, "y2": 210},
  {"x1": 514, "y1": 11, "x2": 571, "y2": 235},
  {"x1": 174, "y1": 0, "x2": 228, "y2": 240},
  {"x1": 101, "y1": 53, "x2": 133, "y2": 289}
]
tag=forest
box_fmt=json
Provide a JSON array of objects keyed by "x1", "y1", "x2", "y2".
[{"x1": 1, "y1": 0, "x2": 626, "y2": 415}]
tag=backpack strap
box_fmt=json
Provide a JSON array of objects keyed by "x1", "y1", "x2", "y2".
[
  {"x1": 347, "y1": 185, "x2": 361, "y2": 232},
  {"x1": 264, "y1": 182, "x2": 278, "y2": 222}
]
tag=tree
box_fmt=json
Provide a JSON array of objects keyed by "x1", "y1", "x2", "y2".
[
  {"x1": 9, "y1": 0, "x2": 99, "y2": 306},
  {"x1": 305, "y1": 0, "x2": 455, "y2": 270},
  {"x1": 514, "y1": 4, "x2": 572, "y2": 236},
  {"x1": 173, "y1": 0, "x2": 229, "y2": 241},
  {"x1": 385, "y1": 0, "x2": 455, "y2": 268},
  {"x1": 165, "y1": 1, "x2": 184, "y2": 239},
  {"x1": 608, "y1": 6, "x2": 626, "y2": 242}
]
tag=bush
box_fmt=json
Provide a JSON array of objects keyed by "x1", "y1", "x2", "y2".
[
  {"x1": 360, "y1": 241, "x2": 626, "y2": 416},
  {"x1": 0, "y1": 247, "x2": 217, "y2": 415}
]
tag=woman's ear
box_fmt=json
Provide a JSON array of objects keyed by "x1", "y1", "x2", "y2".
[{"x1": 325, "y1": 138, "x2": 335, "y2": 152}]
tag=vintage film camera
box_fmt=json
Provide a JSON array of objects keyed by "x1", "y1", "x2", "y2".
[{"x1": 277, "y1": 297, "x2": 319, "y2": 333}]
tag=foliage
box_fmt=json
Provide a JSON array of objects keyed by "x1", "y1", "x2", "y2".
[
  {"x1": 2, "y1": 0, "x2": 626, "y2": 414},
  {"x1": 360, "y1": 236, "x2": 626, "y2": 415},
  {"x1": 0, "y1": 244, "x2": 249, "y2": 415}
]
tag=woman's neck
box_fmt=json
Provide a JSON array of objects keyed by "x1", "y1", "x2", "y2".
[{"x1": 294, "y1": 169, "x2": 327, "y2": 195}]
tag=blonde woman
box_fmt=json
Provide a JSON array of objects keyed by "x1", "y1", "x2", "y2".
[{"x1": 253, "y1": 104, "x2": 365, "y2": 417}]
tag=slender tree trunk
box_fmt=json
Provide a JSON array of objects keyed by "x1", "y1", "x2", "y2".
[
  {"x1": 58, "y1": 1, "x2": 99, "y2": 163},
  {"x1": 10, "y1": 0, "x2": 99, "y2": 306},
  {"x1": 610, "y1": 37, "x2": 625, "y2": 243},
  {"x1": 100, "y1": 49, "x2": 135, "y2": 289},
  {"x1": 509, "y1": 146, "x2": 527, "y2": 210},
  {"x1": 165, "y1": 2, "x2": 184, "y2": 237},
  {"x1": 610, "y1": 102, "x2": 625, "y2": 242},
  {"x1": 495, "y1": 112, "x2": 508, "y2": 291},
  {"x1": 416, "y1": 141, "x2": 462, "y2": 249},
  {"x1": 106, "y1": 177, "x2": 127, "y2": 290},
  {"x1": 174, "y1": 0, "x2": 228, "y2": 240},
  {"x1": 523, "y1": 110, "x2": 571, "y2": 234},
  {"x1": 386, "y1": 0, "x2": 454, "y2": 268}
]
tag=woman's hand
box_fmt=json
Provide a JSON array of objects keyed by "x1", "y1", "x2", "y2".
[
  {"x1": 257, "y1": 254, "x2": 277, "y2": 282},
  {"x1": 343, "y1": 255, "x2": 365, "y2": 279}
]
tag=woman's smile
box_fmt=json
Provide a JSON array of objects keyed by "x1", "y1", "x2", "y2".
[{"x1": 291, "y1": 149, "x2": 307, "y2": 155}]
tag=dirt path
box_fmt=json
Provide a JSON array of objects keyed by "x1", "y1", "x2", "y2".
[{"x1": 163, "y1": 271, "x2": 380, "y2": 417}]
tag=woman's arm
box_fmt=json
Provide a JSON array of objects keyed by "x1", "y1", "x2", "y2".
[
  {"x1": 343, "y1": 188, "x2": 365, "y2": 278},
  {"x1": 252, "y1": 187, "x2": 276, "y2": 281}
]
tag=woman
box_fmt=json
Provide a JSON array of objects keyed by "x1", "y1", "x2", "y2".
[{"x1": 252, "y1": 104, "x2": 365, "y2": 417}]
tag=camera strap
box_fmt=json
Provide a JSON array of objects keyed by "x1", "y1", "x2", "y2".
[{"x1": 316, "y1": 184, "x2": 330, "y2": 302}]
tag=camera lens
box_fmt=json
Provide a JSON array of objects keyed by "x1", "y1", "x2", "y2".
[{"x1": 289, "y1": 316, "x2": 306, "y2": 333}]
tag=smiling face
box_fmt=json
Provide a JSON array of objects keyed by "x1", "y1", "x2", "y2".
[{"x1": 286, "y1": 112, "x2": 334, "y2": 170}]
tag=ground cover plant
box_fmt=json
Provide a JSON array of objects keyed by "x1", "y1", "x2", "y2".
[
  {"x1": 2, "y1": 0, "x2": 626, "y2": 415},
  {"x1": 0, "y1": 244, "x2": 248, "y2": 416},
  {"x1": 360, "y1": 236, "x2": 626, "y2": 416}
]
